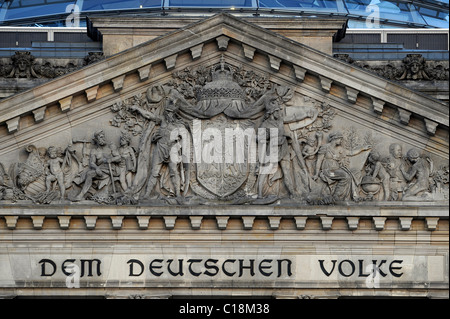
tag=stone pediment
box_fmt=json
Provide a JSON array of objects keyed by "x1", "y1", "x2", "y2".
[{"x1": 0, "y1": 13, "x2": 448, "y2": 207}]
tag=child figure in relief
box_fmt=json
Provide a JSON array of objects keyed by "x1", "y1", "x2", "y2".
[
  {"x1": 45, "y1": 146, "x2": 65, "y2": 198},
  {"x1": 302, "y1": 132, "x2": 322, "y2": 176},
  {"x1": 118, "y1": 132, "x2": 136, "y2": 192}
]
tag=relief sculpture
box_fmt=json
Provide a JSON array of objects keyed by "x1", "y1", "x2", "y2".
[
  {"x1": 0, "y1": 57, "x2": 447, "y2": 205},
  {"x1": 334, "y1": 53, "x2": 449, "y2": 81},
  {"x1": 0, "y1": 51, "x2": 102, "y2": 79}
]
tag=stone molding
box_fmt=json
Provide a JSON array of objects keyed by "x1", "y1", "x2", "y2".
[{"x1": 1, "y1": 205, "x2": 446, "y2": 231}]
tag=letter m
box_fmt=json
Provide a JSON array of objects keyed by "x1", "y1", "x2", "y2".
[{"x1": 80, "y1": 259, "x2": 102, "y2": 277}]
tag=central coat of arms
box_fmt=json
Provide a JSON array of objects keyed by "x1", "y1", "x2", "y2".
[
  {"x1": 188, "y1": 60, "x2": 257, "y2": 199},
  {"x1": 110, "y1": 55, "x2": 311, "y2": 203},
  {"x1": 106, "y1": 56, "x2": 344, "y2": 204}
]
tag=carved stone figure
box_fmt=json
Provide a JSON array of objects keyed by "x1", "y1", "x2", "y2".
[
  {"x1": 334, "y1": 53, "x2": 449, "y2": 81},
  {"x1": 11, "y1": 145, "x2": 46, "y2": 192},
  {"x1": 401, "y1": 148, "x2": 433, "y2": 199},
  {"x1": 7, "y1": 51, "x2": 38, "y2": 78},
  {"x1": 0, "y1": 162, "x2": 30, "y2": 202},
  {"x1": 1, "y1": 57, "x2": 447, "y2": 206},
  {"x1": 34, "y1": 61, "x2": 78, "y2": 78},
  {"x1": 312, "y1": 132, "x2": 371, "y2": 202},
  {"x1": 430, "y1": 165, "x2": 449, "y2": 200},
  {"x1": 130, "y1": 96, "x2": 187, "y2": 199},
  {"x1": 45, "y1": 146, "x2": 66, "y2": 199},
  {"x1": 118, "y1": 132, "x2": 136, "y2": 192},
  {"x1": 0, "y1": 62, "x2": 13, "y2": 78},
  {"x1": 257, "y1": 91, "x2": 307, "y2": 200},
  {"x1": 385, "y1": 143, "x2": 408, "y2": 201},
  {"x1": 427, "y1": 63, "x2": 449, "y2": 81},
  {"x1": 0, "y1": 51, "x2": 104, "y2": 80},
  {"x1": 301, "y1": 132, "x2": 323, "y2": 176},
  {"x1": 83, "y1": 52, "x2": 104, "y2": 66},
  {"x1": 397, "y1": 54, "x2": 430, "y2": 81},
  {"x1": 362, "y1": 150, "x2": 390, "y2": 201},
  {"x1": 71, "y1": 130, "x2": 121, "y2": 201},
  {"x1": 0, "y1": 163, "x2": 10, "y2": 200}
]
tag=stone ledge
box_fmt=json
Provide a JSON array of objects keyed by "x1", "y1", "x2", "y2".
[
  {"x1": 0, "y1": 202, "x2": 447, "y2": 217},
  {"x1": 0, "y1": 214, "x2": 446, "y2": 232}
]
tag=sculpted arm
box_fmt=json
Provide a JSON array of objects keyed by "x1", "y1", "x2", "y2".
[
  {"x1": 131, "y1": 147, "x2": 137, "y2": 172},
  {"x1": 348, "y1": 145, "x2": 372, "y2": 156},
  {"x1": 427, "y1": 157, "x2": 433, "y2": 174},
  {"x1": 403, "y1": 168, "x2": 415, "y2": 182},
  {"x1": 401, "y1": 165, "x2": 417, "y2": 182},
  {"x1": 129, "y1": 104, "x2": 162, "y2": 124},
  {"x1": 108, "y1": 144, "x2": 122, "y2": 164}
]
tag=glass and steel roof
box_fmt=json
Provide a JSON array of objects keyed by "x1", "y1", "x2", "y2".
[{"x1": 0, "y1": 0, "x2": 448, "y2": 28}]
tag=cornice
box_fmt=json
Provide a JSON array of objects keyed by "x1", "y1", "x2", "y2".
[{"x1": 0, "y1": 204, "x2": 447, "y2": 231}]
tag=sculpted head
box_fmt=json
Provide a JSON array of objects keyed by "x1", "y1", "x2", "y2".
[
  {"x1": 93, "y1": 130, "x2": 106, "y2": 146},
  {"x1": 47, "y1": 146, "x2": 58, "y2": 159},
  {"x1": 389, "y1": 143, "x2": 403, "y2": 159},
  {"x1": 328, "y1": 132, "x2": 344, "y2": 145},
  {"x1": 406, "y1": 148, "x2": 421, "y2": 163},
  {"x1": 120, "y1": 132, "x2": 132, "y2": 146}
]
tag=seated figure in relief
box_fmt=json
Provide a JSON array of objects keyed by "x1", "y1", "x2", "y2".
[
  {"x1": 363, "y1": 150, "x2": 390, "y2": 201},
  {"x1": 72, "y1": 130, "x2": 121, "y2": 201},
  {"x1": 312, "y1": 132, "x2": 371, "y2": 202}
]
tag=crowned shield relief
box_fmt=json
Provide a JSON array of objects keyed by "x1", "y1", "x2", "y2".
[{"x1": 193, "y1": 114, "x2": 255, "y2": 199}]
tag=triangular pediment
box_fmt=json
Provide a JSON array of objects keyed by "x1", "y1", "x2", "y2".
[{"x1": 0, "y1": 13, "x2": 448, "y2": 206}]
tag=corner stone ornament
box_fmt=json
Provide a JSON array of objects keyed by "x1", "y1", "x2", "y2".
[
  {"x1": 0, "y1": 51, "x2": 102, "y2": 79},
  {"x1": 0, "y1": 58, "x2": 448, "y2": 205},
  {"x1": 333, "y1": 53, "x2": 449, "y2": 81}
]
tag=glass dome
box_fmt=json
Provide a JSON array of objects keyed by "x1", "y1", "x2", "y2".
[{"x1": 0, "y1": 0, "x2": 448, "y2": 28}]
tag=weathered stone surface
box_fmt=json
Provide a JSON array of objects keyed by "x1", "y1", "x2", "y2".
[{"x1": 0, "y1": 13, "x2": 447, "y2": 299}]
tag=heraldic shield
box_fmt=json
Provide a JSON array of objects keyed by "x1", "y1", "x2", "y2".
[{"x1": 193, "y1": 114, "x2": 257, "y2": 199}]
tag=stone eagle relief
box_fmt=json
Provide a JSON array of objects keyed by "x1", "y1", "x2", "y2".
[{"x1": 0, "y1": 57, "x2": 448, "y2": 205}]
